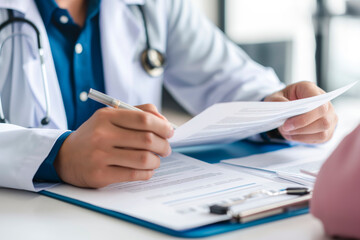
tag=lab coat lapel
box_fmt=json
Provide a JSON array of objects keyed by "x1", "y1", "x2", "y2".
[
  {"x1": 100, "y1": 0, "x2": 143, "y2": 104},
  {"x1": 21, "y1": 1, "x2": 67, "y2": 129},
  {"x1": 2, "y1": 0, "x2": 144, "y2": 128}
]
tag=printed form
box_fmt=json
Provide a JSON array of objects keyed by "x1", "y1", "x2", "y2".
[
  {"x1": 46, "y1": 83, "x2": 355, "y2": 230},
  {"x1": 47, "y1": 153, "x2": 300, "y2": 231},
  {"x1": 170, "y1": 82, "x2": 356, "y2": 148},
  {"x1": 222, "y1": 145, "x2": 330, "y2": 186}
]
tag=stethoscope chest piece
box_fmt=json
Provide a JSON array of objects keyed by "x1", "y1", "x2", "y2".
[{"x1": 141, "y1": 48, "x2": 165, "y2": 77}]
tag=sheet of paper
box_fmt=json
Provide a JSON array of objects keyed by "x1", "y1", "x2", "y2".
[
  {"x1": 170, "y1": 82, "x2": 356, "y2": 148},
  {"x1": 46, "y1": 153, "x2": 301, "y2": 231},
  {"x1": 221, "y1": 145, "x2": 333, "y2": 186}
]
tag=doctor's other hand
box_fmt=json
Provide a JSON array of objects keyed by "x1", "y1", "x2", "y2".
[
  {"x1": 264, "y1": 81, "x2": 338, "y2": 144},
  {"x1": 54, "y1": 104, "x2": 174, "y2": 188}
]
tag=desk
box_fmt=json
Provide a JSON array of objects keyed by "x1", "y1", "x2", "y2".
[
  {"x1": 0, "y1": 140, "x2": 329, "y2": 240},
  {"x1": 1, "y1": 98, "x2": 359, "y2": 240},
  {"x1": 0, "y1": 188, "x2": 328, "y2": 240}
]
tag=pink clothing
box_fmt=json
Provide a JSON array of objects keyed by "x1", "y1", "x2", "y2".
[{"x1": 311, "y1": 125, "x2": 360, "y2": 239}]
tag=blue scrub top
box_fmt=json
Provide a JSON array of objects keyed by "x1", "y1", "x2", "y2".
[
  {"x1": 35, "y1": 0, "x2": 105, "y2": 130},
  {"x1": 34, "y1": 0, "x2": 105, "y2": 182}
]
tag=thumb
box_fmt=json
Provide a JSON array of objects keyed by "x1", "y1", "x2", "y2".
[{"x1": 294, "y1": 82, "x2": 325, "y2": 99}]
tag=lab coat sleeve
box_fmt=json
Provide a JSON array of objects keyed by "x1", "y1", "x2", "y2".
[
  {"x1": 163, "y1": 0, "x2": 285, "y2": 115},
  {"x1": 0, "y1": 124, "x2": 68, "y2": 191}
]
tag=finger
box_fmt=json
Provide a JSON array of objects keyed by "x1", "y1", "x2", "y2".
[
  {"x1": 280, "y1": 103, "x2": 330, "y2": 132},
  {"x1": 294, "y1": 81, "x2": 325, "y2": 99},
  {"x1": 270, "y1": 96, "x2": 289, "y2": 102},
  {"x1": 97, "y1": 108, "x2": 173, "y2": 139},
  {"x1": 90, "y1": 167, "x2": 154, "y2": 188},
  {"x1": 106, "y1": 149, "x2": 161, "y2": 170},
  {"x1": 282, "y1": 130, "x2": 332, "y2": 144},
  {"x1": 106, "y1": 127, "x2": 171, "y2": 157},
  {"x1": 136, "y1": 104, "x2": 167, "y2": 121},
  {"x1": 279, "y1": 114, "x2": 335, "y2": 135},
  {"x1": 264, "y1": 91, "x2": 289, "y2": 102}
]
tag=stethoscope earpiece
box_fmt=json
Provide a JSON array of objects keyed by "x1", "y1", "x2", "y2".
[{"x1": 141, "y1": 49, "x2": 165, "y2": 77}]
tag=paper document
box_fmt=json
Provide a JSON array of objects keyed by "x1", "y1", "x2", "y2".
[
  {"x1": 170, "y1": 82, "x2": 356, "y2": 148},
  {"x1": 221, "y1": 145, "x2": 333, "y2": 186},
  {"x1": 46, "y1": 153, "x2": 301, "y2": 231}
]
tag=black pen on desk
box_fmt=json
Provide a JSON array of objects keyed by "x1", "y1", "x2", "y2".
[{"x1": 87, "y1": 88, "x2": 178, "y2": 129}]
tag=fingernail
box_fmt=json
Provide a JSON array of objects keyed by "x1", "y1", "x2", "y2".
[
  {"x1": 283, "y1": 123, "x2": 295, "y2": 132},
  {"x1": 167, "y1": 128, "x2": 174, "y2": 138}
]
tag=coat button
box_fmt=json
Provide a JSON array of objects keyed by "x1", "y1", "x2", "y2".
[
  {"x1": 59, "y1": 15, "x2": 69, "y2": 24},
  {"x1": 79, "y1": 91, "x2": 88, "y2": 102},
  {"x1": 75, "y1": 43, "x2": 83, "y2": 54}
]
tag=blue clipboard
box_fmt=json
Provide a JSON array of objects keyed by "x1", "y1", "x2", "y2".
[{"x1": 39, "y1": 140, "x2": 306, "y2": 238}]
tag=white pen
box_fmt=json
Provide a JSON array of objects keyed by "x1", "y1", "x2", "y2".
[{"x1": 88, "y1": 88, "x2": 177, "y2": 129}]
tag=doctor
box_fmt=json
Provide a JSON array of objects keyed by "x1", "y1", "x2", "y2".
[{"x1": 0, "y1": 0, "x2": 337, "y2": 191}]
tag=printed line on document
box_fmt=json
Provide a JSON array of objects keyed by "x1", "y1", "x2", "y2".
[{"x1": 163, "y1": 182, "x2": 256, "y2": 205}]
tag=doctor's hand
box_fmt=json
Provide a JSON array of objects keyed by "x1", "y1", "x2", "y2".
[
  {"x1": 264, "y1": 81, "x2": 338, "y2": 144},
  {"x1": 54, "y1": 104, "x2": 174, "y2": 188}
]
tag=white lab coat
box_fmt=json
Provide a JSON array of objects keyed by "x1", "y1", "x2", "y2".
[{"x1": 0, "y1": 0, "x2": 284, "y2": 191}]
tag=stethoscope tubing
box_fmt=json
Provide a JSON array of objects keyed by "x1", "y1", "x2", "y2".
[
  {"x1": 0, "y1": 6, "x2": 166, "y2": 126},
  {"x1": 0, "y1": 10, "x2": 50, "y2": 126}
]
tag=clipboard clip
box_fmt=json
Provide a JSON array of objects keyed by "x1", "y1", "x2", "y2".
[{"x1": 209, "y1": 187, "x2": 311, "y2": 223}]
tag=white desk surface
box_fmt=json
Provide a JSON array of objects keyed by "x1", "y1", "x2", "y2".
[
  {"x1": 1, "y1": 98, "x2": 359, "y2": 240},
  {"x1": 0, "y1": 187, "x2": 328, "y2": 240}
]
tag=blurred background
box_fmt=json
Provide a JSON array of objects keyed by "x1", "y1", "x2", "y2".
[
  {"x1": 191, "y1": 0, "x2": 360, "y2": 94},
  {"x1": 164, "y1": 0, "x2": 360, "y2": 136}
]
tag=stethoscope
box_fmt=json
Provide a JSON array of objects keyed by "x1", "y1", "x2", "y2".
[
  {"x1": 137, "y1": 5, "x2": 166, "y2": 77},
  {"x1": 0, "y1": 9, "x2": 51, "y2": 126},
  {"x1": 0, "y1": 6, "x2": 166, "y2": 127}
]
